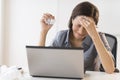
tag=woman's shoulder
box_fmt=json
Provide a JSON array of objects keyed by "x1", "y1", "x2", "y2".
[
  {"x1": 51, "y1": 29, "x2": 69, "y2": 47},
  {"x1": 54, "y1": 29, "x2": 69, "y2": 41},
  {"x1": 55, "y1": 29, "x2": 69, "y2": 37},
  {"x1": 57, "y1": 29, "x2": 69, "y2": 35}
]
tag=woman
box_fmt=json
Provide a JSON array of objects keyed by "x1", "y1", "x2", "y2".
[{"x1": 39, "y1": 1, "x2": 115, "y2": 74}]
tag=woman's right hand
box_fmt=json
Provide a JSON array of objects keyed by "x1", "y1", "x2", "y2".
[{"x1": 40, "y1": 13, "x2": 55, "y2": 32}]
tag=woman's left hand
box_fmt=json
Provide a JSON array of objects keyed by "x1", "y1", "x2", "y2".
[{"x1": 79, "y1": 16, "x2": 98, "y2": 37}]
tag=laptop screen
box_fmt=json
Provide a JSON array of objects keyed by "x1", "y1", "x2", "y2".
[{"x1": 26, "y1": 46, "x2": 84, "y2": 79}]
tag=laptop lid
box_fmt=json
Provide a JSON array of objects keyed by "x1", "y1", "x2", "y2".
[{"x1": 26, "y1": 46, "x2": 84, "y2": 79}]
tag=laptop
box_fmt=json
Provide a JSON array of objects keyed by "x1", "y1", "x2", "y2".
[{"x1": 26, "y1": 46, "x2": 84, "y2": 79}]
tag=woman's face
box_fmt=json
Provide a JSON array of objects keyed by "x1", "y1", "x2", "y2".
[{"x1": 72, "y1": 16, "x2": 88, "y2": 40}]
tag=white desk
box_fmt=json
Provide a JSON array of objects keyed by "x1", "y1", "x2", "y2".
[
  {"x1": 31, "y1": 71, "x2": 120, "y2": 80},
  {"x1": 84, "y1": 71, "x2": 120, "y2": 80}
]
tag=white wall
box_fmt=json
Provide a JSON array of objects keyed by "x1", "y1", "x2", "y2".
[
  {"x1": 117, "y1": 36, "x2": 120, "y2": 70},
  {"x1": 0, "y1": 0, "x2": 5, "y2": 64},
  {"x1": 1, "y1": 0, "x2": 120, "y2": 71},
  {"x1": 2, "y1": 0, "x2": 58, "y2": 71},
  {"x1": 0, "y1": 0, "x2": 2, "y2": 64}
]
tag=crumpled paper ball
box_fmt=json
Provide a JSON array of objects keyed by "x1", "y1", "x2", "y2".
[{"x1": 0, "y1": 65, "x2": 31, "y2": 80}]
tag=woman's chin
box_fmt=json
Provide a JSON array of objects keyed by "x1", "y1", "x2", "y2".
[{"x1": 76, "y1": 35, "x2": 85, "y2": 40}]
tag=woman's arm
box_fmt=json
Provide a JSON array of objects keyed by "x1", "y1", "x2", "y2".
[
  {"x1": 91, "y1": 30, "x2": 115, "y2": 73},
  {"x1": 39, "y1": 31, "x2": 48, "y2": 46},
  {"x1": 39, "y1": 13, "x2": 55, "y2": 46},
  {"x1": 79, "y1": 16, "x2": 115, "y2": 74}
]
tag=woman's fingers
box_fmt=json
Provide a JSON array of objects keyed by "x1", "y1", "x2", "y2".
[
  {"x1": 43, "y1": 13, "x2": 55, "y2": 20},
  {"x1": 41, "y1": 13, "x2": 55, "y2": 25},
  {"x1": 78, "y1": 16, "x2": 95, "y2": 28},
  {"x1": 81, "y1": 16, "x2": 91, "y2": 27}
]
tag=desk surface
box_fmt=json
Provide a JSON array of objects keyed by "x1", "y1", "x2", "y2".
[
  {"x1": 84, "y1": 71, "x2": 120, "y2": 80},
  {"x1": 31, "y1": 71, "x2": 120, "y2": 80}
]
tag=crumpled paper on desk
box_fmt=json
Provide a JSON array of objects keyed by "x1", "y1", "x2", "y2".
[{"x1": 0, "y1": 65, "x2": 31, "y2": 80}]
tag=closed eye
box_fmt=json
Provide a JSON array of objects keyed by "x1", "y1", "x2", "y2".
[{"x1": 77, "y1": 24, "x2": 81, "y2": 28}]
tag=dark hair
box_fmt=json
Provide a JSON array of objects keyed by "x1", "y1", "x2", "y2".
[{"x1": 68, "y1": 1, "x2": 99, "y2": 29}]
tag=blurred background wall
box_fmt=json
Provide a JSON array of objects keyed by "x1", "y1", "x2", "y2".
[{"x1": 0, "y1": 0, "x2": 120, "y2": 72}]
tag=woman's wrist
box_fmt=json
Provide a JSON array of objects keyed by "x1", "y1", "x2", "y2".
[
  {"x1": 39, "y1": 30, "x2": 48, "y2": 46},
  {"x1": 40, "y1": 29, "x2": 49, "y2": 35},
  {"x1": 88, "y1": 30, "x2": 99, "y2": 40}
]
